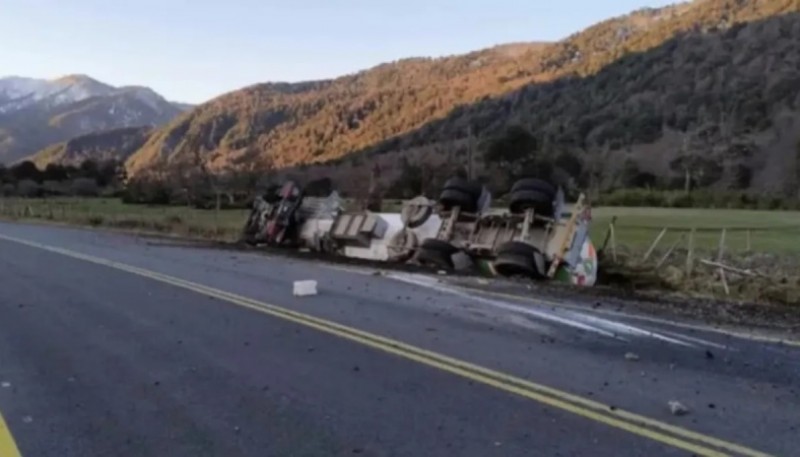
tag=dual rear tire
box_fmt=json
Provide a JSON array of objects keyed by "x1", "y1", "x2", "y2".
[
  {"x1": 493, "y1": 241, "x2": 547, "y2": 279},
  {"x1": 439, "y1": 177, "x2": 484, "y2": 213},
  {"x1": 508, "y1": 178, "x2": 556, "y2": 217}
]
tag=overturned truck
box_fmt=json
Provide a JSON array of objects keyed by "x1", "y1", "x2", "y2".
[{"x1": 242, "y1": 177, "x2": 597, "y2": 286}]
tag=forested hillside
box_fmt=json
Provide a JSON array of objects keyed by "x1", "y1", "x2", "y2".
[{"x1": 127, "y1": 0, "x2": 800, "y2": 198}]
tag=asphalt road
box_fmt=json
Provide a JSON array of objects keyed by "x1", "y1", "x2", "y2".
[{"x1": 0, "y1": 221, "x2": 798, "y2": 457}]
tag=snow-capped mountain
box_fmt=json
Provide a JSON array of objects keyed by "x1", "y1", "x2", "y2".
[
  {"x1": 0, "y1": 75, "x2": 115, "y2": 114},
  {"x1": 0, "y1": 75, "x2": 191, "y2": 164}
]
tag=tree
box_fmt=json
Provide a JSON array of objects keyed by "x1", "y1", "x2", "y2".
[
  {"x1": 16, "y1": 179, "x2": 40, "y2": 197},
  {"x1": 1, "y1": 183, "x2": 15, "y2": 196},
  {"x1": 96, "y1": 160, "x2": 121, "y2": 187},
  {"x1": 795, "y1": 140, "x2": 800, "y2": 198},
  {"x1": 388, "y1": 157, "x2": 424, "y2": 198},
  {"x1": 484, "y1": 125, "x2": 538, "y2": 171},
  {"x1": 619, "y1": 159, "x2": 656, "y2": 188},
  {"x1": 71, "y1": 178, "x2": 100, "y2": 197},
  {"x1": 305, "y1": 177, "x2": 334, "y2": 197},
  {"x1": 79, "y1": 159, "x2": 99, "y2": 179},
  {"x1": 43, "y1": 164, "x2": 70, "y2": 182},
  {"x1": 11, "y1": 161, "x2": 42, "y2": 183}
]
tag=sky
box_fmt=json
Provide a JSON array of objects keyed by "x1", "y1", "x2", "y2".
[{"x1": 0, "y1": 0, "x2": 677, "y2": 103}]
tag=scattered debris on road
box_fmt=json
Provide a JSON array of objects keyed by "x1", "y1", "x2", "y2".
[
  {"x1": 625, "y1": 352, "x2": 640, "y2": 361},
  {"x1": 0, "y1": 381, "x2": 10, "y2": 388},
  {"x1": 293, "y1": 280, "x2": 318, "y2": 296},
  {"x1": 668, "y1": 400, "x2": 689, "y2": 416}
]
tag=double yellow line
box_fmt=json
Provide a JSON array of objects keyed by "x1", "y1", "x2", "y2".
[
  {"x1": 0, "y1": 412, "x2": 22, "y2": 457},
  {"x1": 0, "y1": 234, "x2": 774, "y2": 457}
]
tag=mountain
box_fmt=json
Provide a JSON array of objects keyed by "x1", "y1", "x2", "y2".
[
  {"x1": 127, "y1": 0, "x2": 800, "y2": 195},
  {"x1": 28, "y1": 126, "x2": 153, "y2": 169},
  {"x1": 0, "y1": 75, "x2": 188, "y2": 164}
]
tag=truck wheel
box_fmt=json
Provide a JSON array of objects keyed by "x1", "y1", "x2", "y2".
[
  {"x1": 387, "y1": 230, "x2": 418, "y2": 263},
  {"x1": 510, "y1": 178, "x2": 556, "y2": 196},
  {"x1": 442, "y1": 177, "x2": 483, "y2": 199},
  {"x1": 494, "y1": 241, "x2": 546, "y2": 279},
  {"x1": 416, "y1": 239, "x2": 458, "y2": 269},
  {"x1": 401, "y1": 196, "x2": 433, "y2": 228},
  {"x1": 509, "y1": 189, "x2": 555, "y2": 216},
  {"x1": 439, "y1": 188, "x2": 477, "y2": 213}
]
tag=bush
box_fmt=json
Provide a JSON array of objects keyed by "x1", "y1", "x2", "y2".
[
  {"x1": 595, "y1": 189, "x2": 797, "y2": 210},
  {"x1": 86, "y1": 215, "x2": 104, "y2": 226},
  {"x1": 16, "y1": 179, "x2": 41, "y2": 197},
  {"x1": 71, "y1": 178, "x2": 100, "y2": 197}
]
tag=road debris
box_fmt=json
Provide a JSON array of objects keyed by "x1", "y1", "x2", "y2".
[
  {"x1": 0, "y1": 381, "x2": 10, "y2": 388},
  {"x1": 668, "y1": 400, "x2": 689, "y2": 416},
  {"x1": 625, "y1": 352, "x2": 640, "y2": 361},
  {"x1": 293, "y1": 280, "x2": 318, "y2": 296}
]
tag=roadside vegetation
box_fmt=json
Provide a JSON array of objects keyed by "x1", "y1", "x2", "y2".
[
  {"x1": 2, "y1": 195, "x2": 799, "y2": 307},
  {"x1": 3, "y1": 197, "x2": 799, "y2": 252}
]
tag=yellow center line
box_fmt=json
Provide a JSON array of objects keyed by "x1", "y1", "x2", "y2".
[
  {"x1": 0, "y1": 412, "x2": 22, "y2": 457},
  {"x1": 0, "y1": 233, "x2": 775, "y2": 457}
]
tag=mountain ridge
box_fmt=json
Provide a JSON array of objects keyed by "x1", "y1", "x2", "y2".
[
  {"x1": 28, "y1": 126, "x2": 153, "y2": 169},
  {"x1": 128, "y1": 0, "x2": 797, "y2": 182},
  {"x1": 0, "y1": 75, "x2": 190, "y2": 164}
]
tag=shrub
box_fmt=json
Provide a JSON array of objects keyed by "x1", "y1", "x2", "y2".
[{"x1": 596, "y1": 189, "x2": 796, "y2": 210}]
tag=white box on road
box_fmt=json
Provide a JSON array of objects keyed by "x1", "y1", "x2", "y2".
[{"x1": 293, "y1": 280, "x2": 318, "y2": 297}]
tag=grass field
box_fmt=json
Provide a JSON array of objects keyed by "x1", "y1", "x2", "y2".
[
  {"x1": 1, "y1": 197, "x2": 799, "y2": 254},
  {"x1": 590, "y1": 207, "x2": 800, "y2": 254},
  {"x1": 0, "y1": 198, "x2": 249, "y2": 241}
]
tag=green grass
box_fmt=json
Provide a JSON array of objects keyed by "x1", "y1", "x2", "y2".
[
  {"x1": 590, "y1": 207, "x2": 800, "y2": 254},
  {"x1": 0, "y1": 197, "x2": 249, "y2": 241},
  {"x1": 2, "y1": 198, "x2": 799, "y2": 254}
]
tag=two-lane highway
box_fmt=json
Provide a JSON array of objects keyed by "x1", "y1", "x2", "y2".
[{"x1": 0, "y1": 222, "x2": 797, "y2": 456}]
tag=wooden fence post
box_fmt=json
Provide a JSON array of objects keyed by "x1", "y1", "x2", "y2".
[
  {"x1": 610, "y1": 220, "x2": 618, "y2": 262},
  {"x1": 717, "y1": 228, "x2": 729, "y2": 295},
  {"x1": 686, "y1": 228, "x2": 696, "y2": 275},
  {"x1": 643, "y1": 227, "x2": 668, "y2": 263},
  {"x1": 600, "y1": 216, "x2": 618, "y2": 262},
  {"x1": 657, "y1": 234, "x2": 685, "y2": 269}
]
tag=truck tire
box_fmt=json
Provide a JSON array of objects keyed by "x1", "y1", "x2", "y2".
[
  {"x1": 439, "y1": 188, "x2": 478, "y2": 213},
  {"x1": 387, "y1": 229, "x2": 419, "y2": 263},
  {"x1": 509, "y1": 189, "x2": 555, "y2": 216},
  {"x1": 442, "y1": 177, "x2": 483, "y2": 199},
  {"x1": 494, "y1": 241, "x2": 546, "y2": 279},
  {"x1": 401, "y1": 196, "x2": 433, "y2": 228},
  {"x1": 415, "y1": 238, "x2": 458, "y2": 269},
  {"x1": 510, "y1": 178, "x2": 556, "y2": 196}
]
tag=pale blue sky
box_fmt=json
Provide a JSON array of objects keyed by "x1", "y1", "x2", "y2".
[{"x1": 0, "y1": 0, "x2": 676, "y2": 103}]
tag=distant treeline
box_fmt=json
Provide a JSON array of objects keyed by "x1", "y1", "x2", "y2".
[{"x1": 0, "y1": 160, "x2": 123, "y2": 197}]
